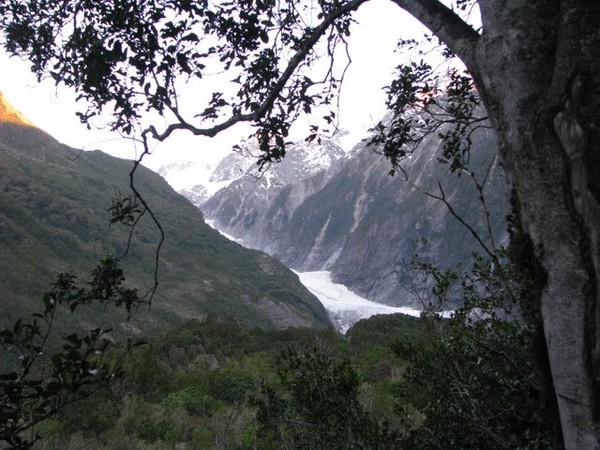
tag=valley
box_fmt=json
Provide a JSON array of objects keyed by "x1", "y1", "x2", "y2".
[
  {"x1": 162, "y1": 113, "x2": 508, "y2": 313},
  {"x1": 1, "y1": 93, "x2": 540, "y2": 450},
  {"x1": 205, "y1": 218, "x2": 423, "y2": 333}
]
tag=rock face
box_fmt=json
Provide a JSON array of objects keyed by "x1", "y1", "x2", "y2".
[
  {"x1": 325, "y1": 128, "x2": 507, "y2": 307},
  {"x1": 191, "y1": 123, "x2": 508, "y2": 308},
  {"x1": 202, "y1": 138, "x2": 349, "y2": 253}
]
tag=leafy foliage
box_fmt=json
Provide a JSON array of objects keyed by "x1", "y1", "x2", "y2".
[
  {"x1": 368, "y1": 56, "x2": 487, "y2": 176},
  {"x1": 0, "y1": 261, "x2": 142, "y2": 449},
  {"x1": 254, "y1": 349, "x2": 401, "y2": 449},
  {"x1": 0, "y1": 250, "x2": 549, "y2": 449},
  {"x1": 13, "y1": 315, "x2": 404, "y2": 449},
  {"x1": 393, "y1": 256, "x2": 552, "y2": 449},
  {"x1": 107, "y1": 195, "x2": 143, "y2": 227},
  {"x1": 0, "y1": 0, "x2": 365, "y2": 161},
  {"x1": 11, "y1": 280, "x2": 553, "y2": 450},
  {"x1": 395, "y1": 318, "x2": 550, "y2": 449}
]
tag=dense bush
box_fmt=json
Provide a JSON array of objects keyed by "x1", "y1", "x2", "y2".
[{"x1": 5, "y1": 252, "x2": 553, "y2": 450}]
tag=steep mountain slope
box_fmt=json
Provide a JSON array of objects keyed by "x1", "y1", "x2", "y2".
[
  {"x1": 325, "y1": 129, "x2": 507, "y2": 307},
  {"x1": 197, "y1": 125, "x2": 508, "y2": 308},
  {"x1": 0, "y1": 120, "x2": 331, "y2": 333},
  {"x1": 202, "y1": 138, "x2": 348, "y2": 252}
]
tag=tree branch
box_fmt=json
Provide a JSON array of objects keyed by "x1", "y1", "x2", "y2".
[
  {"x1": 129, "y1": 134, "x2": 164, "y2": 304},
  {"x1": 388, "y1": 0, "x2": 480, "y2": 70},
  {"x1": 144, "y1": 0, "x2": 369, "y2": 143}
]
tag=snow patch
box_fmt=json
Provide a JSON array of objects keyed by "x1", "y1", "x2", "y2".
[{"x1": 156, "y1": 151, "x2": 248, "y2": 203}]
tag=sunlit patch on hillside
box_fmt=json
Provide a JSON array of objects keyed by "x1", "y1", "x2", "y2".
[{"x1": 0, "y1": 91, "x2": 35, "y2": 127}]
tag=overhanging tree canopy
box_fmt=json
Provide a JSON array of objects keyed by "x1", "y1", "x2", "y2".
[{"x1": 1, "y1": 1, "x2": 599, "y2": 448}]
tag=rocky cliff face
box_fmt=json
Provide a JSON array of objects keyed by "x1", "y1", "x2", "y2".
[
  {"x1": 202, "y1": 138, "x2": 348, "y2": 252},
  {"x1": 175, "y1": 120, "x2": 509, "y2": 309},
  {"x1": 327, "y1": 129, "x2": 507, "y2": 307}
]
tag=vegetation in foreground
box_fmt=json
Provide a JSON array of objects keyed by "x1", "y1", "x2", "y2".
[{"x1": 2, "y1": 256, "x2": 554, "y2": 449}]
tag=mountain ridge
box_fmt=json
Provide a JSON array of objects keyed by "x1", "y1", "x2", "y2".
[
  {"x1": 175, "y1": 118, "x2": 508, "y2": 308},
  {"x1": 0, "y1": 117, "x2": 332, "y2": 333}
]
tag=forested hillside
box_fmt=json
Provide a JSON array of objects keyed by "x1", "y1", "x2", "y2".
[
  {"x1": 0, "y1": 120, "x2": 331, "y2": 332},
  {"x1": 31, "y1": 307, "x2": 552, "y2": 449}
]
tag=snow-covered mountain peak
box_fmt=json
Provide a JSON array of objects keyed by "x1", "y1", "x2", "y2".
[
  {"x1": 227, "y1": 137, "x2": 348, "y2": 181},
  {"x1": 209, "y1": 150, "x2": 253, "y2": 183},
  {"x1": 155, "y1": 134, "x2": 352, "y2": 213},
  {"x1": 156, "y1": 156, "x2": 241, "y2": 206},
  {"x1": 157, "y1": 159, "x2": 217, "y2": 190}
]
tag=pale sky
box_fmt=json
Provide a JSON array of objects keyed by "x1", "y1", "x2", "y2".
[{"x1": 0, "y1": 0, "x2": 431, "y2": 170}]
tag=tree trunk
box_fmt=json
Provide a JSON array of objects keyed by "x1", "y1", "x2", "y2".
[{"x1": 474, "y1": 1, "x2": 600, "y2": 447}]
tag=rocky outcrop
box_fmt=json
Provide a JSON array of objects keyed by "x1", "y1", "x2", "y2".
[{"x1": 202, "y1": 138, "x2": 348, "y2": 250}]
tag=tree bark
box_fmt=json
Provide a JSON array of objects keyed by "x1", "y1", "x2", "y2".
[
  {"x1": 474, "y1": 1, "x2": 600, "y2": 448},
  {"x1": 391, "y1": 0, "x2": 600, "y2": 447}
]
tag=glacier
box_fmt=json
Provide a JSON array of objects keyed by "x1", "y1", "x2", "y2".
[
  {"x1": 295, "y1": 270, "x2": 421, "y2": 334},
  {"x1": 206, "y1": 220, "x2": 421, "y2": 333}
]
